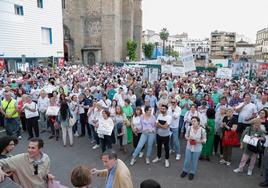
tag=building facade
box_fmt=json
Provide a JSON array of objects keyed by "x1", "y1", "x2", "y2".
[
  {"x1": 185, "y1": 39, "x2": 210, "y2": 60},
  {"x1": 210, "y1": 31, "x2": 236, "y2": 59},
  {"x1": 255, "y1": 28, "x2": 268, "y2": 61},
  {"x1": 235, "y1": 39, "x2": 255, "y2": 59},
  {"x1": 0, "y1": 0, "x2": 64, "y2": 71},
  {"x1": 62, "y1": 0, "x2": 142, "y2": 65}
]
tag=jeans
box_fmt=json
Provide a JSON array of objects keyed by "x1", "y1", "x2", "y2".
[
  {"x1": 91, "y1": 125, "x2": 100, "y2": 145},
  {"x1": 26, "y1": 117, "x2": 39, "y2": 138},
  {"x1": 170, "y1": 128, "x2": 180, "y2": 155},
  {"x1": 5, "y1": 117, "x2": 21, "y2": 137},
  {"x1": 238, "y1": 153, "x2": 257, "y2": 171},
  {"x1": 178, "y1": 116, "x2": 185, "y2": 137},
  {"x1": 132, "y1": 133, "x2": 155, "y2": 158},
  {"x1": 88, "y1": 124, "x2": 94, "y2": 140},
  {"x1": 265, "y1": 153, "x2": 268, "y2": 182},
  {"x1": 80, "y1": 113, "x2": 89, "y2": 136},
  {"x1": 214, "y1": 134, "x2": 223, "y2": 155},
  {"x1": 62, "y1": 126, "x2": 73, "y2": 145},
  {"x1": 72, "y1": 121, "x2": 78, "y2": 134},
  {"x1": 100, "y1": 135, "x2": 112, "y2": 153},
  {"x1": 183, "y1": 148, "x2": 201, "y2": 174},
  {"x1": 38, "y1": 111, "x2": 47, "y2": 131},
  {"x1": 156, "y1": 135, "x2": 170, "y2": 159}
]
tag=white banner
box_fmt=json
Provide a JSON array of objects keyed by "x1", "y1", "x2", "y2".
[
  {"x1": 97, "y1": 121, "x2": 114, "y2": 136},
  {"x1": 216, "y1": 68, "x2": 232, "y2": 79},
  {"x1": 180, "y1": 49, "x2": 196, "y2": 72},
  {"x1": 46, "y1": 106, "x2": 60, "y2": 116},
  {"x1": 161, "y1": 65, "x2": 172, "y2": 74},
  {"x1": 149, "y1": 68, "x2": 159, "y2": 84},
  {"x1": 172, "y1": 66, "x2": 185, "y2": 76}
]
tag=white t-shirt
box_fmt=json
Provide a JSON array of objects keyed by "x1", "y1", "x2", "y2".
[
  {"x1": 156, "y1": 113, "x2": 172, "y2": 137},
  {"x1": 24, "y1": 102, "x2": 39, "y2": 119},
  {"x1": 237, "y1": 102, "x2": 257, "y2": 124},
  {"x1": 132, "y1": 116, "x2": 142, "y2": 133},
  {"x1": 37, "y1": 97, "x2": 50, "y2": 113},
  {"x1": 167, "y1": 106, "x2": 181, "y2": 128}
]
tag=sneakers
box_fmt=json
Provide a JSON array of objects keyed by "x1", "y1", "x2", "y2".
[
  {"x1": 219, "y1": 159, "x2": 226, "y2": 164},
  {"x1": 146, "y1": 158, "x2": 150, "y2": 165},
  {"x1": 169, "y1": 149, "x2": 175, "y2": 154},
  {"x1": 130, "y1": 158, "x2": 136, "y2": 166},
  {"x1": 165, "y1": 160, "x2": 169, "y2": 168},
  {"x1": 233, "y1": 168, "x2": 243, "y2": 173},
  {"x1": 139, "y1": 152, "x2": 144, "y2": 158},
  {"x1": 226, "y1": 161, "x2": 231, "y2": 166},
  {"x1": 180, "y1": 171, "x2": 187, "y2": 178},
  {"x1": 90, "y1": 140, "x2": 95, "y2": 144},
  {"x1": 176, "y1": 154, "x2": 181, "y2": 160},
  {"x1": 92, "y1": 144, "x2": 100, "y2": 149},
  {"x1": 247, "y1": 170, "x2": 253, "y2": 176},
  {"x1": 74, "y1": 132, "x2": 79, "y2": 137},
  {"x1": 152, "y1": 157, "x2": 161, "y2": 163},
  {"x1": 188, "y1": 173, "x2": 194, "y2": 180}
]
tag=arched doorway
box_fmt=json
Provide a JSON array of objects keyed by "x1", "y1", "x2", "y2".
[{"x1": 87, "y1": 52, "x2": 95, "y2": 65}]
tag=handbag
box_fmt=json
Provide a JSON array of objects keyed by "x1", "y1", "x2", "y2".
[
  {"x1": 222, "y1": 130, "x2": 240, "y2": 147},
  {"x1": 243, "y1": 127, "x2": 265, "y2": 153},
  {"x1": 69, "y1": 116, "x2": 76, "y2": 127}
]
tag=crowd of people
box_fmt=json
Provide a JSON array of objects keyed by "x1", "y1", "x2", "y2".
[{"x1": 0, "y1": 63, "x2": 268, "y2": 187}]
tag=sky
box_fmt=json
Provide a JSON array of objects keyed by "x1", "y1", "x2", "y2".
[{"x1": 142, "y1": 0, "x2": 268, "y2": 42}]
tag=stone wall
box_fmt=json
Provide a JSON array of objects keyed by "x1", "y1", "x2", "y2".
[{"x1": 63, "y1": 0, "x2": 142, "y2": 63}]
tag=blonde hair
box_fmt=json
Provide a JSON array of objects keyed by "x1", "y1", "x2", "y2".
[{"x1": 249, "y1": 118, "x2": 261, "y2": 126}]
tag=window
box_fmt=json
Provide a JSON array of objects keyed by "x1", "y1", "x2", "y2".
[
  {"x1": 37, "y1": 0, "x2": 43, "y2": 8},
  {"x1": 14, "y1": 5, "x2": 23, "y2": 16},
  {"x1": 41, "y1": 27, "x2": 52, "y2": 44}
]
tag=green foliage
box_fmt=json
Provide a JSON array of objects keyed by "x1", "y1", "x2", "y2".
[
  {"x1": 127, "y1": 40, "x2": 138, "y2": 61},
  {"x1": 142, "y1": 43, "x2": 155, "y2": 59},
  {"x1": 167, "y1": 49, "x2": 179, "y2": 57},
  {"x1": 159, "y1": 28, "x2": 169, "y2": 56}
]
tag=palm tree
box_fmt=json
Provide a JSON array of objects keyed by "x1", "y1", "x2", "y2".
[{"x1": 160, "y1": 28, "x2": 169, "y2": 56}]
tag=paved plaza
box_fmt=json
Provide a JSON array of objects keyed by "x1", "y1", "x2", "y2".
[{"x1": 7, "y1": 130, "x2": 264, "y2": 188}]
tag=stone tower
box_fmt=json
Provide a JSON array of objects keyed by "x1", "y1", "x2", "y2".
[{"x1": 62, "y1": 0, "x2": 142, "y2": 65}]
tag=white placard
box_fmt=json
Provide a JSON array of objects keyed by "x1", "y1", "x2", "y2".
[
  {"x1": 161, "y1": 65, "x2": 172, "y2": 74},
  {"x1": 172, "y1": 66, "x2": 185, "y2": 76},
  {"x1": 180, "y1": 49, "x2": 196, "y2": 72},
  {"x1": 46, "y1": 106, "x2": 60, "y2": 116},
  {"x1": 216, "y1": 68, "x2": 232, "y2": 78},
  {"x1": 242, "y1": 135, "x2": 259, "y2": 146},
  {"x1": 149, "y1": 68, "x2": 158, "y2": 84},
  {"x1": 97, "y1": 121, "x2": 114, "y2": 136}
]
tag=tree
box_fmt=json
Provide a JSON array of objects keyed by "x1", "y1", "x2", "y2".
[
  {"x1": 142, "y1": 43, "x2": 155, "y2": 59},
  {"x1": 159, "y1": 28, "x2": 169, "y2": 56},
  {"x1": 127, "y1": 40, "x2": 138, "y2": 61}
]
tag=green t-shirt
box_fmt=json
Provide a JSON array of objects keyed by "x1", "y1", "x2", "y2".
[{"x1": 179, "y1": 99, "x2": 193, "y2": 116}]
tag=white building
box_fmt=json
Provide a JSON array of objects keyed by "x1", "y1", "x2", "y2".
[
  {"x1": 235, "y1": 39, "x2": 255, "y2": 58},
  {"x1": 0, "y1": 0, "x2": 63, "y2": 71},
  {"x1": 142, "y1": 29, "x2": 209, "y2": 60},
  {"x1": 185, "y1": 39, "x2": 210, "y2": 60}
]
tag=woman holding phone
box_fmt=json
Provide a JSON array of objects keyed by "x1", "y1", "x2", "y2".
[{"x1": 181, "y1": 116, "x2": 207, "y2": 180}]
